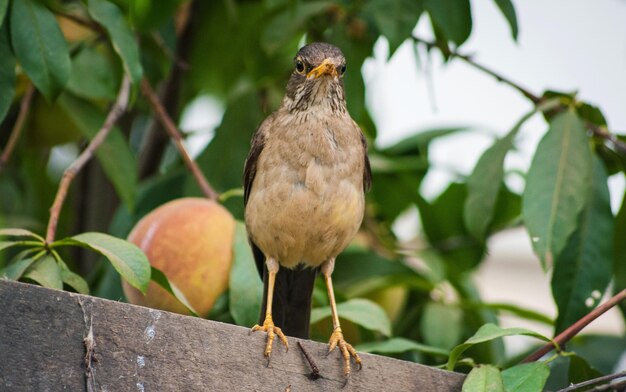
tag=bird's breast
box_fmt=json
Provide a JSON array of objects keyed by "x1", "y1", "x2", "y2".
[{"x1": 245, "y1": 116, "x2": 365, "y2": 268}]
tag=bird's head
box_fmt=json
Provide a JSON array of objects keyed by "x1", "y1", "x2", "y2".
[{"x1": 284, "y1": 42, "x2": 347, "y2": 114}]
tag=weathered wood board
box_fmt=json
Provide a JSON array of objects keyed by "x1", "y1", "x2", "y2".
[{"x1": 0, "y1": 280, "x2": 464, "y2": 391}]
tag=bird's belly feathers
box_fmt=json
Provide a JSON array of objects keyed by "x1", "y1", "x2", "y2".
[{"x1": 246, "y1": 155, "x2": 364, "y2": 269}]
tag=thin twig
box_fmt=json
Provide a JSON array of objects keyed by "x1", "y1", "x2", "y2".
[
  {"x1": 140, "y1": 78, "x2": 219, "y2": 201},
  {"x1": 412, "y1": 36, "x2": 542, "y2": 104},
  {"x1": 0, "y1": 84, "x2": 36, "y2": 172},
  {"x1": 150, "y1": 31, "x2": 190, "y2": 71},
  {"x1": 45, "y1": 75, "x2": 132, "y2": 244},
  {"x1": 591, "y1": 378, "x2": 626, "y2": 392},
  {"x1": 588, "y1": 122, "x2": 626, "y2": 156},
  {"x1": 521, "y1": 289, "x2": 626, "y2": 363},
  {"x1": 297, "y1": 341, "x2": 321, "y2": 380},
  {"x1": 56, "y1": 11, "x2": 104, "y2": 33},
  {"x1": 556, "y1": 370, "x2": 626, "y2": 392}
]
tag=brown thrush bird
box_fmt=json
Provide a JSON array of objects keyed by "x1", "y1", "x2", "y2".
[{"x1": 243, "y1": 42, "x2": 371, "y2": 378}]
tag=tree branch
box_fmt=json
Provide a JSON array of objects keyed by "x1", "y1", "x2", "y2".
[
  {"x1": 45, "y1": 75, "x2": 132, "y2": 244},
  {"x1": 140, "y1": 79, "x2": 219, "y2": 201},
  {"x1": 0, "y1": 84, "x2": 36, "y2": 172},
  {"x1": 412, "y1": 36, "x2": 626, "y2": 156},
  {"x1": 521, "y1": 289, "x2": 626, "y2": 363},
  {"x1": 412, "y1": 36, "x2": 541, "y2": 104},
  {"x1": 137, "y1": 0, "x2": 197, "y2": 179},
  {"x1": 588, "y1": 122, "x2": 626, "y2": 156},
  {"x1": 556, "y1": 370, "x2": 626, "y2": 392}
]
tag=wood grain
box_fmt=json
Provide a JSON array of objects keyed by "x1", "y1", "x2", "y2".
[{"x1": 0, "y1": 280, "x2": 464, "y2": 391}]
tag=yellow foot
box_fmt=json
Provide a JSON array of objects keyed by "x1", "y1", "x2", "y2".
[
  {"x1": 328, "y1": 327, "x2": 362, "y2": 378},
  {"x1": 251, "y1": 317, "x2": 288, "y2": 358}
]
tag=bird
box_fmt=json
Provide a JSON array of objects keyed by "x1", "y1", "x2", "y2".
[{"x1": 243, "y1": 42, "x2": 371, "y2": 378}]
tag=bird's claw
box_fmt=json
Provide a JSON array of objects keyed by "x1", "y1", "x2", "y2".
[
  {"x1": 328, "y1": 327, "x2": 362, "y2": 378},
  {"x1": 251, "y1": 316, "x2": 289, "y2": 359}
]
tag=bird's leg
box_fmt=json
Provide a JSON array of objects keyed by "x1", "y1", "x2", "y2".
[
  {"x1": 251, "y1": 257, "x2": 288, "y2": 358},
  {"x1": 322, "y1": 258, "x2": 362, "y2": 378}
]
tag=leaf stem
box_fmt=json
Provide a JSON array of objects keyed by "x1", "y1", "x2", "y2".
[
  {"x1": 521, "y1": 289, "x2": 626, "y2": 363},
  {"x1": 0, "y1": 84, "x2": 35, "y2": 172},
  {"x1": 45, "y1": 75, "x2": 132, "y2": 244},
  {"x1": 140, "y1": 78, "x2": 219, "y2": 201}
]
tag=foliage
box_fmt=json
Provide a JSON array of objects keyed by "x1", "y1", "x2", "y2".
[{"x1": 0, "y1": 0, "x2": 625, "y2": 390}]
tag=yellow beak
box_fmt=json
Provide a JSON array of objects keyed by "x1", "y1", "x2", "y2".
[{"x1": 307, "y1": 58, "x2": 338, "y2": 79}]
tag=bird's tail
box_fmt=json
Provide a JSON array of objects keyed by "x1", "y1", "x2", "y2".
[
  {"x1": 251, "y1": 240, "x2": 318, "y2": 338},
  {"x1": 259, "y1": 262, "x2": 318, "y2": 339}
]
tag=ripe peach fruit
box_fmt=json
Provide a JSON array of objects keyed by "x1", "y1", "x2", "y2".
[{"x1": 122, "y1": 198, "x2": 235, "y2": 317}]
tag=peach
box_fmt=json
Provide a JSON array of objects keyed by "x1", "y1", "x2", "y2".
[{"x1": 122, "y1": 198, "x2": 235, "y2": 317}]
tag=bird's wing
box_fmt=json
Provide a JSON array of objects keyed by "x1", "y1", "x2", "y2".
[
  {"x1": 243, "y1": 119, "x2": 270, "y2": 277},
  {"x1": 243, "y1": 122, "x2": 268, "y2": 206},
  {"x1": 359, "y1": 128, "x2": 372, "y2": 192},
  {"x1": 243, "y1": 118, "x2": 318, "y2": 338}
]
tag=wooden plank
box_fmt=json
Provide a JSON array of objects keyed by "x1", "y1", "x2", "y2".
[{"x1": 0, "y1": 280, "x2": 465, "y2": 391}]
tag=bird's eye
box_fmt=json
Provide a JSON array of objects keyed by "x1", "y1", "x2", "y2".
[
  {"x1": 295, "y1": 59, "x2": 305, "y2": 74},
  {"x1": 339, "y1": 64, "x2": 347, "y2": 75}
]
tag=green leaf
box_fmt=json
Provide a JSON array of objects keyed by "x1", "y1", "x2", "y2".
[
  {"x1": 0, "y1": 241, "x2": 23, "y2": 252},
  {"x1": 356, "y1": 337, "x2": 449, "y2": 357},
  {"x1": 66, "y1": 45, "x2": 120, "y2": 101},
  {"x1": 465, "y1": 120, "x2": 523, "y2": 241},
  {"x1": 501, "y1": 362, "x2": 549, "y2": 392},
  {"x1": 523, "y1": 110, "x2": 592, "y2": 269},
  {"x1": 58, "y1": 94, "x2": 137, "y2": 210},
  {"x1": 1, "y1": 255, "x2": 40, "y2": 280},
  {"x1": 424, "y1": 0, "x2": 472, "y2": 46},
  {"x1": 0, "y1": 19, "x2": 15, "y2": 123},
  {"x1": 465, "y1": 302, "x2": 553, "y2": 326},
  {"x1": 0, "y1": 228, "x2": 45, "y2": 242},
  {"x1": 567, "y1": 354, "x2": 602, "y2": 385},
  {"x1": 60, "y1": 267, "x2": 89, "y2": 294},
  {"x1": 151, "y1": 266, "x2": 199, "y2": 317},
  {"x1": 420, "y1": 302, "x2": 463, "y2": 350},
  {"x1": 447, "y1": 323, "x2": 550, "y2": 370},
  {"x1": 311, "y1": 298, "x2": 392, "y2": 336},
  {"x1": 23, "y1": 254, "x2": 63, "y2": 290},
  {"x1": 0, "y1": 0, "x2": 8, "y2": 25},
  {"x1": 462, "y1": 365, "x2": 504, "y2": 392},
  {"x1": 465, "y1": 100, "x2": 560, "y2": 241},
  {"x1": 577, "y1": 102, "x2": 607, "y2": 127},
  {"x1": 128, "y1": 0, "x2": 181, "y2": 31},
  {"x1": 56, "y1": 262, "x2": 90, "y2": 295},
  {"x1": 54, "y1": 232, "x2": 150, "y2": 293},
  {"x1": 261, "y1": 2, "x2": 332, "y2": 54},
  {"x1": 417, "y1": 183, "x2": 485, "y2": 273},
  {"x1": 10, "y1": 0, "x2": 70, "y2": 100},
  {"x1": 383, "y1": 127, "x2": 469, "y2": 156},
  {"x1": 566, "y1": 335, "x2": 626, "y2": 375},
  {"x1": 229, "y1": 222, "x2": 263, "y2": 326},
  {"x1": 86, "y1": 0, "x2": 143, "y2": 84},
  {"x1": 492, "y1": 0, "x2": 518, "y2": 40},
  {"x1": 333, "y1": 250, "x2": 432, "y2": 296},
  {"x1": 551, "y1": 156, "x2": 613, "y2": 334},
  {"x1": 363, "y1": 0, "x2": 424, "y2": 55}
]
